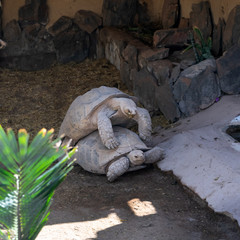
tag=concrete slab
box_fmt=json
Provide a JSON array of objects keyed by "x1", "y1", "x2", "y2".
[{"x1": 153, "y1": 95, "x2": 240, "y2": 225}]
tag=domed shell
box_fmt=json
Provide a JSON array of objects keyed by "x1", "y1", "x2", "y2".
[
  {"x1": 73, "y1": 127, "x2": 150, "y2": 174},
  {"x1": 58, "y1": 86, "x2": 137, "y2": 142}
]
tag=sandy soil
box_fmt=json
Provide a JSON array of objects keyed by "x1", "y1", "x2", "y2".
[{"x1": 0, "y1": 59, "x2": 240, "y2": 240}]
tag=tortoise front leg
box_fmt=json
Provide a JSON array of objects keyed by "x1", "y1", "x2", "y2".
[
  {"x1": 144, "y1": 146, "x2": 165, "y2": 164},
  {"x1": 133, "y1": 107, "x2": 152, "y2": 141},
  {"x1": 106, "y1": 157, "x2": 130, "y2": 182},
  {"x1": 97, "y1": 111, "x2": 119, "y2": 149}
]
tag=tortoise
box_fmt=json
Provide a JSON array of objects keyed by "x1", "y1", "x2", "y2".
[
  {"x1": 58, "y1": 86, "x2": 152, "y2": 149},
  {"x1": 72, "y1": 126, "x2": 165, "y2": 182}
]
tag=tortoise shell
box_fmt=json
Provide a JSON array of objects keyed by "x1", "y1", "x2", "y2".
[
  {"x1": 73, "y1": 126, "x2": 150, "y2": 174},
  {"x1": 58, "y1": 86, "x2": 137, "y2": 143}
]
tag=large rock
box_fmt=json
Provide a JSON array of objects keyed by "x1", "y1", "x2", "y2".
[
  {"x1": 120, "y1": 39, "x2": 145, "y2": 89},
  {"x1": 98, "y1": 27, "x2": 136, "y2": 70},
  {"x1": 146, "y1": 60, "x2": 181, "y2": 121},
  {"x1": 136, "y1": 0, "x2": 150, "y2": 25},
  {"x1": 48, "y1": 16, "x2": 73, "y2": 37},
  {"x1": 138, "y1": 47, "x2": 169, "y2": 68},
  {"x1": 132, "y1": 66, "x2": 180, "y2": 122},
  {"x1": 132, "y1": 68, "x2": 159, "y2": 113},
  {"x1": 3, "y1": 20, "x2": 22, "y2": 42},
  {"x1": 53, "y1": 24, "x2": 90, "y2": 63},
  {"x1": 216, "y1": 45, "x2": 240, "y2": 94},
  {"x1": 18, "y1": 0, "x2": 48, "y2": 27},
  {"x1": 223, "y1": 5, "x2": 240, "y2": 51},
  {"x1": 74, "y1": 10, "x2": 102, "y2": 34},
  {"x1": 153, "y1": 28, "x2": 190, "y2": 48},
  {"x1": 1, "y1": 19, "x2": 56, "y2": 70},
  {"x1": 189, "y1": 1, "x2": 213, "y2": 41},
  {"x1": 102, "y1": 0, "x2": 137, "y2": 26},
  {"x1": 173, "y1": 58, "x2": 221, "y2": 117},
  {"x1": 161, "y1": 0, "x2": 179, "y2": 29},
  {"x1": 212, "y1": 18, "x2": 225, "y2": 57},
  {"x1": 170, "y1": 49, "x2": 196, "y2": 70}
]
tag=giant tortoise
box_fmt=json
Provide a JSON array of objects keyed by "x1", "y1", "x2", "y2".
[
  {"x1": 59, "y1": 86, "x2": 152, "y2": 149},
  {"x1": 72, "y1": 126, "x2": 164, "y2": 182}
]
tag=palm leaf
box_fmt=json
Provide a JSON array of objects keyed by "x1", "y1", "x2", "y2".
[
  {"x1": 193, "y1": 26, "x2": 204, "y2": 45},
  {"x1": 0, "y1": 125, "x2": 76, "y2": 240}
]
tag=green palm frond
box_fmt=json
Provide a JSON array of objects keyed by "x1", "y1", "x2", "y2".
[
  {"x1": 0, "y1": 126, "x2": 76, "y2": 240},
  {"x1": 182, "y1": 26, "x2": 213, "y2": 63}
]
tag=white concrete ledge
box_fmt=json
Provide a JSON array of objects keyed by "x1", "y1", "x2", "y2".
[{"x1": 154, "y1": 95, "x2": 240, "y2": 225}]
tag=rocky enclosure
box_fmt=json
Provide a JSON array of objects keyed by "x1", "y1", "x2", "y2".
[{"x1": 0, "y1": 0, "x2": 240, "y2": 120}]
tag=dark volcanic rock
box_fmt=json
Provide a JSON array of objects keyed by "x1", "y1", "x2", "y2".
[
  {"x1": 216, "y1": 45, "x2": 240, "y2": 94},
  {"x1": 189, "y1": 1, "x2": 213, "y2": 41},
  {"x1": 153, "y1": 28, "x2": 190, "y2": 48},
  {"x1": 48, "y1": 16, "x2": 73, "y2": 37},
  {"x1": 3, "y1": 20, "x2": 22, "y2": 41},
  {"x1": 132, "y1": 66, "x2": 180, "y2": 122},
  {"x1": 223, "y1": 5, "x2": 240, "y2": 51},
  {"x1": 102, "y1": 0, "x2": 137, "y2": 26},
  {"x1": 19, "y1": 0, "x2": 48, "y2": 27},
  {"x1": 74, "y1": 10, "x2": 102, "y2": 34},
  {"x1": 53, "y1": 24, "x2": 90, "y2": 63},
  {"x1": 212, "y1": 18, "x2": 225, "y2": 57},
  {"x1": 161, "y1": 0, "x2": 180, "y2": 29},
  {"x1": 173, "y1": 58, "x2": 221, "y2": 117}
]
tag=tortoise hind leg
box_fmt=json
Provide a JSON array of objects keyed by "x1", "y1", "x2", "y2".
[
  {"x1": 98, "y1": 111, "x2": 120, "y2": 149},
  {"x1": 106, "y1": 157, "x2": 130, "y2": 182}
]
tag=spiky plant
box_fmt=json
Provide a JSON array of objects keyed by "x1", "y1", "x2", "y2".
[
  {"x1": 182, "y1": 26, "x2": 213, "y2": 63},
  {"x1": 0, "y1": 126, "x2": 76, "y2": 240}
]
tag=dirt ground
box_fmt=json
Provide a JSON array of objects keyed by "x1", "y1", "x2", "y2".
[{"x1": 1, "y1": 59, "x2": 240, "y2": 240}]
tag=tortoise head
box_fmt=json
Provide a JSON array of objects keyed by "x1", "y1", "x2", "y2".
[
  {"x1": 120, "y1": 98, "x2": 137, "y2": 118},
  {"x1": 127, "y1": 150, "x2": 145, "y2": 165}
]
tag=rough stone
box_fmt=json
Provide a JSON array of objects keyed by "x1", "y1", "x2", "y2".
[
  {"x1": 216, "y1": 45, "x2": 240, "y2": 94},
  {"x1": 132, "y1": 67, "x2": 180, "y2": 121},
  {"x1": 153, "y1": 28, "x2": 190, "y2": 48},
  {"x1": 53, "y1": 24, "x2": 90, "y2": 63},
  {"x1": 132, "y1": 68, "x2": 159, "y2": 113},
  {"x1": 173, "y1": 58, "x2": 221, "y2": 117},
  {"x1": 161, "y1": 0, "x2": 179, "y2": 29},
  {"x1": 74, "y1": 10, "x2": 102, "y2": 34},
  {"x1": 170, "y1": 63, "x2": 181, "y2": 85},
  {"x1": 23, "y1": 23, "x2": 41, "y2": 40},
  {"x1": 18, "y1": 0, "x2": 48, "y2": 27},
  {"x1": 0, "y1": 19, "x2": 56, "y2": 70},
  {"x1": 122, "y1": 43, "x2": 139, "y2": 70},
  {"x1": 180, "y1": 59, "x2": 196, "y2": 70},
  {"x1": 223, "y1": 5, "x2": 240, "y2": 51},
  {"x1": 146, "y1": 60, "x2": 181, "y2": 121},
  {"x1": 212, "y1": 18, "x2": 225, "y2": 57},
  {"x1": 3, "y1": 20, "x2": 22, "y2": 42},
  {"x1": 98, "y1": 27, "x2": 136, "y2": 70},
  {"x1": 146, "y1": 59, "x2": 172, "y2": 86},
  {"x1": 189, "y1": 1, "x2": 213, "y2": 41},
  {"x1": 120, "y1": 60, "x2": 132, "y2": 90},
  {"x1": 102, "y1": 0, "x2": 137, "y2": 26},
  {"x1": 135, "y1": 0, "x2": 150, "y2": 25},
  {"x1": 138, "y1": 47, "x2": 169, "y2": 68},
  {"x1": 120, "y1": 39, "x2": 146, "y2": 90},
  {"x1": 48, "y1": 16, "x2": 73, "y2": 37},
  {"x1": 155, "y1": 81, "x2": 181, "y2": 122}
]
